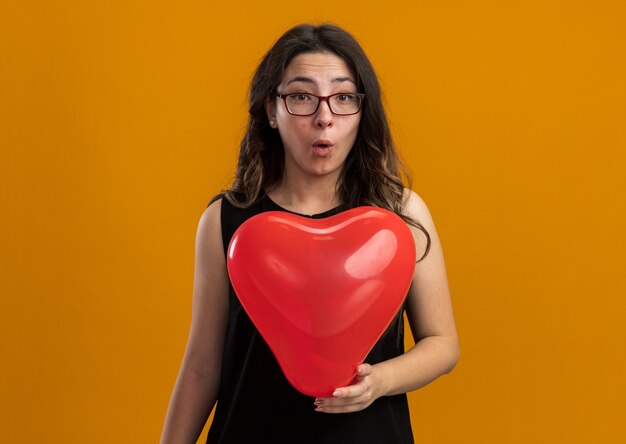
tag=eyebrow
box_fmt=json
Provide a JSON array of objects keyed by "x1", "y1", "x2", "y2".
[{"x1": 285, "y1": 76, "x2": 356, "y2": 86}]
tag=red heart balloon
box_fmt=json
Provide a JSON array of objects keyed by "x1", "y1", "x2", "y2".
[{"x1": 226, "y1": 206, "x2": 416, "y2": 397}]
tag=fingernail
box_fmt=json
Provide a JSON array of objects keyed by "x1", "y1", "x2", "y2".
[
  {"x1": 314, "y1": 399, "x2": 322, "y2": 406},
  {"x1": 333, "y1": 390, "x2": 341, "y2": 397}
]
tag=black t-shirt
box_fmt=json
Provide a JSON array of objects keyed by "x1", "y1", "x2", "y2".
[{"x1": 206, "y1": 193, "x2": 414, "y2": 444}]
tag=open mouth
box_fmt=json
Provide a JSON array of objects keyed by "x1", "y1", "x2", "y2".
[
  {"x1": 312, "y1": 143, "x2": 332, "y2": 156},
  {"x1": 312, "y1": 139, "x2": 334, "y2": 155}
]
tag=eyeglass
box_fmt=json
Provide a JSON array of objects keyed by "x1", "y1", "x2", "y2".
[{"x1": 276, "y1": 92, "x2": 366, "y2": 116}]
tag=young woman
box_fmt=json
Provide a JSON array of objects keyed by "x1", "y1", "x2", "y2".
[{"x1": 160, "y1": 23, "x2": 459, "y2": 444}]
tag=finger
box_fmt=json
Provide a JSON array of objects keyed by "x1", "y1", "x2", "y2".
[
  {"x1": 315, "y1": 383, "x2": 370, "y2": 407},
  {"x1": 316, "y1": 396, "x2": 368, "y2": 409},
  {"x1": 332, "y1": 382, "x2": 368, "y2": 399},
  {"x1": 356, "y1": 363, "x2": 373, "y2": 379},
  {"x1": 316, "y1": 404, "x2": 365, "y2": 414},
  {"x1": 315, "y1": 398, "x2": 372, "y2": 413},
  {"x1": 327, "y1": 364, "x2": 373, "y2": 396},
  {"x1": 313, "y1": 364, "x2": 377, "y2": 413},
  {"x1": 313, "y1": 364, "x2": 374, "y2": 408}
]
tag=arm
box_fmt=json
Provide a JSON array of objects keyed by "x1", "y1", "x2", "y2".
[
  {"x1": 314, "y1": 189, "x2": 459, "y2": 413},
  {"x1": 160, "y1": 199, "x2": 230, "y2": 442}
]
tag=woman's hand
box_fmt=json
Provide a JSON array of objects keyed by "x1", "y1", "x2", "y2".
[{"x1": 313, "y1": 363, "x2": 387, "y2": 413}]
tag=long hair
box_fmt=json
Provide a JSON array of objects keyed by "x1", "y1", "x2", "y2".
[{"x1": 212, "y1": 23, "x2": 430, "y2": 262}]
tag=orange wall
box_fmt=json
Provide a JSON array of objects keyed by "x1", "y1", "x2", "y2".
[{"x1": 1, "y1": 1, "x2": 625, "y2": 443}]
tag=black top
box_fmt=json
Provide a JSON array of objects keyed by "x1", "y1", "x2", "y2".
[{"x1": 206, "y1": 193, "x2": 414, "y2": 444}]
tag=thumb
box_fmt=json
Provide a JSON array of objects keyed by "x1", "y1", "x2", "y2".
[{"x1": 356, "y1": 363, "x2": 373, "y2": 378}]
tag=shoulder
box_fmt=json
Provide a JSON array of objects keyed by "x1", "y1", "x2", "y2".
[
  {"x1": 207, "y1": 192, "x2": 225, "y2": 208},
  {"x1": 197, "y1": 196, "x2": 223, "y2": 244},
  {"x1": 203, "y1": 195, "x2": 223, "y2": 220},
  {"x1": 401, "y1": 188, "x2": 438, "y2": 261},
  {"x1": 402, "y1": 188, "x2": 434, "y2": 229}
]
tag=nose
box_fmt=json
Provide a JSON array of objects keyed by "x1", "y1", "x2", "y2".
[{"x1": 314, "y1": 98, "x2": 334, "y2": 128}]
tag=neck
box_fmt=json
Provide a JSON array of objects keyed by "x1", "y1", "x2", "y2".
[{"x1": 266, "y1": 170, "x2": 342, "y2": 215}]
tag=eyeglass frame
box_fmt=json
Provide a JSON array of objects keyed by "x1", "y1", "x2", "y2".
[{"x1": 276, "y1": 92, "x2": 366, "y2": 116}]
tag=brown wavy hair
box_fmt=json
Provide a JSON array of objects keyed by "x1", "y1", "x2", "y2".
[{"x1": 211, "y1": 23, "x2": 430, "y2": 262}]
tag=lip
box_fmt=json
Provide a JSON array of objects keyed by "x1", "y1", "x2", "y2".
[{"x1": 312, "y1": 139, "x2": 334, "y2": 147}]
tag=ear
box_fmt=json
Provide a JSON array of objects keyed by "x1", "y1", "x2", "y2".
[{"x1": 265, "y1": 96, "x2": 277, "y2": 128}]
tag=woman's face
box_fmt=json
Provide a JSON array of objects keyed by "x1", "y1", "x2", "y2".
[{"x1": 266, "y1": 51, "x2": 361, "y2": 182}]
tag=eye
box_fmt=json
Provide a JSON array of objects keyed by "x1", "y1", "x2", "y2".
[
  {"x1": 336, "y1": 93, "x2": 356, "y2": 102},
  {"x1": 290, "y1": 94, "x2": 313, "y2": 102}
]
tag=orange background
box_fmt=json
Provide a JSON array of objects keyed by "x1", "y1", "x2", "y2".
[{"x1": 1, "y1": 1, "x2": 625, "y2": 443}]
